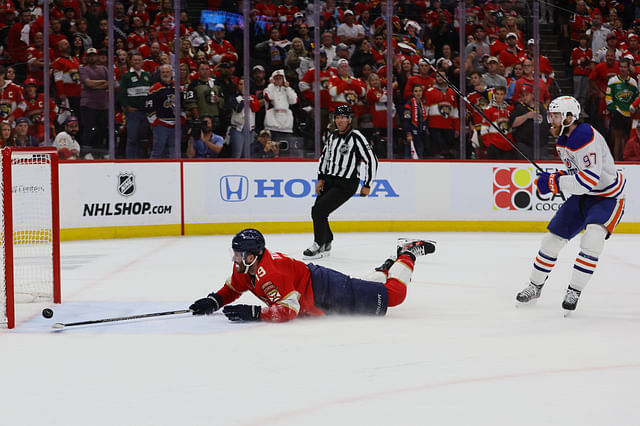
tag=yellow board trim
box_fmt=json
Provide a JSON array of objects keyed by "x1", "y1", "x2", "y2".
[{"x1": 60, "y1": 221, "x2": 640, "y2": 241}]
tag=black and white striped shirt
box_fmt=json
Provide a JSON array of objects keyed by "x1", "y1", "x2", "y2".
[{"x1": 317, "y1": 128, "x2": 378, "y2": 186}]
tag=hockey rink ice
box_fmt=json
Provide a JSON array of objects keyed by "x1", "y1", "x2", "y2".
[{"x1": 2, "y1": 231, "x2": 640, "y2": 425}]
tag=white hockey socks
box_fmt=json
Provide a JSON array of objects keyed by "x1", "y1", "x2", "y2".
[
  {"x1": 570, "y1": 224, "x2": 606, "y2": 291},
  {"x1": 529, "y1": 233, "x2": 568, "y2": 285}
]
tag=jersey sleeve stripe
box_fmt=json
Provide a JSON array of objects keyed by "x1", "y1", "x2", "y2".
[
  {"x1": 582, "y1": 169, "x2": 599, "y2": 180},
  {"x1": 575, "y1": 174, "x2": 594, "y2": 191},
  {"x1": 598, "y1": 175, "x2": 625, "y2": 198},
  {"x1": 577, "y1": 171, "x2": 598, "y2": 187}
]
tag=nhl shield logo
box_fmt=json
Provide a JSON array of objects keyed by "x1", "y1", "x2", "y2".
[{"x1": 118, "y1": 173, "x2": 136, "y2": 197}]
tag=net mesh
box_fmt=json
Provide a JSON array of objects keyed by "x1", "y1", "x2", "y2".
[{"x1": 1, "y1": 151, "x2": 54, "y2": 326}]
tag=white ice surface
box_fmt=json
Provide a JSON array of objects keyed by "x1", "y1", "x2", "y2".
[{"x1": 2, "y1": 232, "x2": 640, "y2": 426}]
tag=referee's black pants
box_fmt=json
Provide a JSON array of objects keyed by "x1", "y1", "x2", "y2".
[{"x1": 311, "y1": 176, "x2": 360, "y2": 246}]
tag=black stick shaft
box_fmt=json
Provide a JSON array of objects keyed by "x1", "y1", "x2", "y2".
[
  {"x1": 429, "y1": 63, "x2": 544, "y2": 173},
  {"x1": 52, "y1": 309, "x2": 192, "y2": 329}
]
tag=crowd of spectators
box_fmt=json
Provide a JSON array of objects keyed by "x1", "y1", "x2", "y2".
[{"x1": 0, "y1": 0, "x2": 639, "y2": 160}]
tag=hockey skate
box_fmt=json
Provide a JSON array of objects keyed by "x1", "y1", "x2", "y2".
[
  {"x1": 516, "y1": 282, "x2": 543, "y2": 305},
  {"x1": 397, "y1": 239, "x2": 436, "y2": 261},
  {"x1": 303, "y1": 242, "x2": 330, "y2": 260},
  {"x1": 374, "y1": 256, "x2": 396, "y2": 273},
  {"x1": 562, "y1": 286, "x2": 581, "y2": 317}
]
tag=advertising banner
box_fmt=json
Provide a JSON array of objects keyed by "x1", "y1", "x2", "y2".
[{"x1": 59, "y1": 162, "x2": 181, "y2": 229}]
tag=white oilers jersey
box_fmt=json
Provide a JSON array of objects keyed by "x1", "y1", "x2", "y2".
[{"x1": 556, "y1": 123, "x2": 625, "y2": 199}]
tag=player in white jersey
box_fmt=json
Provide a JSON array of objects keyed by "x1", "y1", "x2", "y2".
[{"x1": 516, "y1": 96, "x2": 626, "y2": 314}]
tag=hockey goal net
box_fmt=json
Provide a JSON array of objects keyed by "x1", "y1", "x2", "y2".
[{"x1": 0, "y1": 147, "x2": 60, "y2": 329}]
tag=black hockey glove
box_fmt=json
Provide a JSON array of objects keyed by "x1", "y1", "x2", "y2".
[
  {"x1": 222, "y1": 304, "x2": 262, "y2": 322},
  {"x1": 189, "y1": 293, "x2": 223, "y2": 315}
]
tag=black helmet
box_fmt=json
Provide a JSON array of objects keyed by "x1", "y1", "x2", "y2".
[
  {"x1": 232, "y1": 228, "x2": 265, "y2": 255},
  {"x1": 334, "y1": 104, "x2": 353, "y2": 117}
]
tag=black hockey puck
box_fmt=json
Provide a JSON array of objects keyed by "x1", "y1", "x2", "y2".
[{"x1": 42, "y1": 308, "x2": 54, "y2": 319}]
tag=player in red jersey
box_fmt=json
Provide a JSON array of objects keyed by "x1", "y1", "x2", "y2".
[{"x1": 190, "y1": 229, "x2": 436, "y2": 323}]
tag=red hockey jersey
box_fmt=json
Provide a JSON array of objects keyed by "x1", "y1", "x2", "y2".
[
  {"x1": 52, "y1": 55, "x2": 81, "y2": 98},
  {"x1": 425, "y1": 86, "x2": 459, "y2": 130},
  {"x1": 214, "y1": 249, "x2": 324, "y2": 322},
  {"x1": 480, "y1": 103, "x2": 513, "y2": 151}
]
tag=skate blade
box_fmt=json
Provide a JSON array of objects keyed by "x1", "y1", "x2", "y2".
[
  {"x1": 563, "y1": 309, "x2": 575, "y2": 318},
  {"x1": 515, "y1": 299, "x2": 538, "y2": 308},
  {"x1": 303, "y1": 251, "x2": 329, "y2": 260}
]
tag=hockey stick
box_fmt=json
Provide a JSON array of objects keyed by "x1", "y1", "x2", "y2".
[
  {"x1": 52, "y1": 309, "x2": 193, "y2": 330},
  {"x1": 428, "y1": 63, "x2": 544, "y2": 173}
]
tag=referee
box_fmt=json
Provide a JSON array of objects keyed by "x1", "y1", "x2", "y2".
[{"x1": 303, "y1": 105, "x2": 378, "y2": 259}]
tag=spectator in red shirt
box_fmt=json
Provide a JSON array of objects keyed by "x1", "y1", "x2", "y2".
[
  {"x1": 403, "y1": 59, "x2": 435, "y2": 101},
  {"x1": 126, "y1": 15, "x2": 147, "y2": 53},
  {"x1": 142, "y1": 41, "x2": 163, "y2": 74},
  {"x1": 8, "y1": 8, "x2": 31, "y2": 75},
  {"x1": 624, "y1": 121, "x2": 640, "y2": 161},
  {"x1": 570, "y1": 33, "x2": 593, "y2": 112},
  {"x1": 589, "y1": 49, "x2": 619, "y2": 126},
  {"x1": 52, "y1": 38, "x2": 82, "y2": 116}
]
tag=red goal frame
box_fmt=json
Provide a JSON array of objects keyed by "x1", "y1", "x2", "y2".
[{"x1": 2, "y1": 147, "x2": 60, "y2": 329}]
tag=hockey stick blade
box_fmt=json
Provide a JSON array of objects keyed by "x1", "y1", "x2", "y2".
[{"x1": 51, "y1": 309, "x2": 193, "y2": 330}]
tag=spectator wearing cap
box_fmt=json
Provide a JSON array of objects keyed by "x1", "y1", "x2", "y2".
[
  {"x1": 497, "y1": 32, "x2": 525, "y2": 76},
  {"x1": 208, "y1": 23, "x2": 238, "y2": 65},
  {"x1": 482, "y1": 56, "x2": 507, "y2": 89},
  {"x1": 402, "y1": 20, "x2": 424, "y2": 56},
  {"x1": 284, "y1": 11, "x2": 307, "y2": 41},
  {"x1": 509, "y1": 83, "x2": 549, "y2": 160},
  {"x1": 118, "y1": 52, "x2": 152, "y2": 158},
  {"x1": 328, "y1": 58, "x2": 366, "y2": 128},
  {"x1": 337, "y1": 9, "x2": 364, "y2": 56},
  {"x1": 14, "y1": 117, "x2": 38, "y2": 147},
  {"x1": 251, "y1": 129, "x2": 279, "y2": 158},
  {"x1": 53, "y1": 38, "x2": 82, "y2": 116},
  {"x1": 403, "y1": 60, "x2": 435, "y2": 101},
  {"x1": 0, "y1": 65, "x2": 25, "y2": 124},
  {"x1": 53, "y1": 116, "x2": 81, "y2": 159},
  {"x1": 623, "y1": 34, "x2": 640, "y2": 70},
  {"x1": 586, "y1": 9, "x2": 610, "y2": 55},
  {"x1": 79, "y1": 47, "x2": 109, "y2": 158},
  {"x1": 299, "y1": 49, "x2": 337, "y2": 134},
  {"x1": 605, "y1": 56, "x2": 638, "y2": 160},
  {"x1": 464, "y1": 25, "x2": 490, "y2": 73},
  {"x1": 329, "y1": 43, "x2": 351, "y2": 69},
  {"x1": 593, "y1": 32, "x2": 623, "y2": 64},
  {"x1": 146, "y1": 64, "x2": 181, "y2": 158},
  {"x1": 570, "y1": 34, "x2": 593, "y2": 111},
  {"x1": 255, "y1": 26, "x2": 290, "y2": 76},
  {"x1": 185, "y1": 61, "x2": 224, "y2": 129},
  {"x1": 23, "y1": 78, "x2": 57, "y2": 145},
  {"x1": 263, "y1": 69, "x2": 298, "y2": 138}
]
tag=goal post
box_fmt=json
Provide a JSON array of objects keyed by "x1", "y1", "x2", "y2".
[{"x1": 1, "y1": 147, "x2": 60, "y2": 329}]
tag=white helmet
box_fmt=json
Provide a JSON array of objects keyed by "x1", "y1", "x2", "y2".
[{"x1": 547, "y1": 96, "x2": 581, "y2": 129}]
